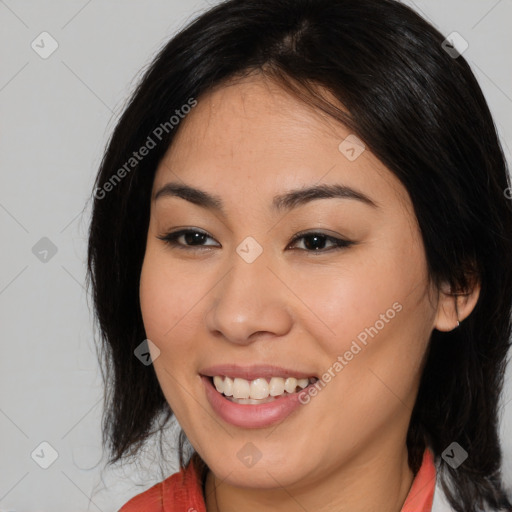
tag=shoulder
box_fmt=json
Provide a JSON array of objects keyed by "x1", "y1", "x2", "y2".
[{"x1": 118, "y1": 454, "x2": 207, "y2": 512}]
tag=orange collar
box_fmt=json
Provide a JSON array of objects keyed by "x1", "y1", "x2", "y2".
[{"x1": 401, "y1": 448, "x2": 436, "y2": 512}]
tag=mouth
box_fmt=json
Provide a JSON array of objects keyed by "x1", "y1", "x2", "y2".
[
  {"x1": 206, "y1": 375, "x2": 319, "y2": 404},
  {"x1": 199, "y1": 364, "x2": 320, "y2": 427}
]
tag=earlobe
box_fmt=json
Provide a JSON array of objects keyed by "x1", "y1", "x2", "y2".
[{"x1": 434, "y1": 279, "x2": 481, "y2": 332}]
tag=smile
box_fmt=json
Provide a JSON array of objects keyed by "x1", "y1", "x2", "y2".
[
  {"x1": 200, "y1": 365, "x2": 320, "y2": 428},
  {"x1": 211, "y1": 375, "x2": 318, "y2": 404}
]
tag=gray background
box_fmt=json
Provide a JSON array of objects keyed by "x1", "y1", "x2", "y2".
[{"x1": 0, "y1": 1, "x2": 511, "y2": 510}]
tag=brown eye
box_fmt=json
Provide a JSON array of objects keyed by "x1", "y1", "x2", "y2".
[
  {"x1": 157, "y1": 229, "x2": 219, "y2": 249},
  {"x1": 287, "y1": 232, "x2": 354, "y2": 252}
]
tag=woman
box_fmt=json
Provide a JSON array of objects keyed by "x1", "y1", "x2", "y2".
[{"x1": 86, "y1": 0, "x2": 512, "y2": 510}]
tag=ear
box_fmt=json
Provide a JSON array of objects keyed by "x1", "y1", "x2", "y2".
[{"x1": 434, "y1": 277, "x2": 481, "y2": 332}]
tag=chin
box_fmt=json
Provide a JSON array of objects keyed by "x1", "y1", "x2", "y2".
[{"x1": 199, "y1": 444, "x2": 314, "y2": 489}]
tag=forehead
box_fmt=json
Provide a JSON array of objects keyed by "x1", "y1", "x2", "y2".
[{"x1": 153, "y1": 75, "x2": 411, "y2": 216}]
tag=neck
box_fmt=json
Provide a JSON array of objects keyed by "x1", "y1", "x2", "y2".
[{"x1": 204, "y1": 443, "x2": 415, "y2": 512}]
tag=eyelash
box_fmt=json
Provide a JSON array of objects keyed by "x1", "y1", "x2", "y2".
[{"x1": 157, "y1": 228, "x2": 354, "y2": 253}]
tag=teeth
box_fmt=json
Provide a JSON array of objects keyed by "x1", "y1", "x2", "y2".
[
  {"x1": 250, "y1": 378, "x2": 269, "y2": 399},
  {"x1": 233, "y1": 377, "x2": 251, "y2": 398},
  {"x1": 211, "y1": 375, "x2": 313, "y2": 401},
  {"x1": 223, "y1": 376, "x2": 234, "y2": 396},
  {"x1": 285, "y1": 377, "x2": 297, "y2": 393},
  {"x1": 269, "y1": 377, "x2": 285, "y2": 396},
  {"x1": 213, "y1": 376, "x2": 223, "y2": 393},
  {"x1": 297, "y1": 378, "x2": 309, "y2": 389}
]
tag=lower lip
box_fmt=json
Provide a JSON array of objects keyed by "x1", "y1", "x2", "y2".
[{"x1": 201, "y1": 375, "x2": 309, "y2": 428}]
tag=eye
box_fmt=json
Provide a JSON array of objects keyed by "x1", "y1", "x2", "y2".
[
  {"x1": 286, "y1": 231, "x2": 354, "y2": 253},
  {"x1": 158, "y1": 228, "x2": 354, "y2": 253},
  {"x1": 157, "y1": 229, "x2": 219, "y2": 250}
]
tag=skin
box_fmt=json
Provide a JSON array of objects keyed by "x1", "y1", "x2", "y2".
[{"x1": 139, "y1": 72, "x2": 480, "y2": 512}]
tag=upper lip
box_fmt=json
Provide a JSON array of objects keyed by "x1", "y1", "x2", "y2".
[{"x1": 200, "y1": 364, "x2": 317, "y2": 381}]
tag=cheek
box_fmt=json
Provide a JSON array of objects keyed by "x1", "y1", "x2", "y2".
[
  {"x1": 139, "y1": 252, "x2": 203, "y2": 416},
  {"x1": 290, "y1": 257, "x2": 410, "y2": 353},
  {"x1": 139, "y1": 250, "x2": 203, "y2": 342},
  {"x1": 139, "y1": 259, "x2": 171, "y2": 340}
]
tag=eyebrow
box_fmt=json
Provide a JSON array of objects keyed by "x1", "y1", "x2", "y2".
[{"x1": 153, "y1": 182, "x2": 379, "y2": 214}]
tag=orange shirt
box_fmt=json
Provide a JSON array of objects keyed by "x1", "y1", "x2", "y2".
[{"x1": 119, "y1": 448, "x2": 436, "y2": 512}]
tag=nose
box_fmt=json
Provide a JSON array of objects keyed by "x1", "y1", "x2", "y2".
[{"x1": 204, "y1": 249, "x2": 293, "y2": 346}]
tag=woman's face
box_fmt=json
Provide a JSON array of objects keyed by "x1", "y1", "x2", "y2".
[{"x1": 139, "y1": 75, "x2": 441, "y2": 490}]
